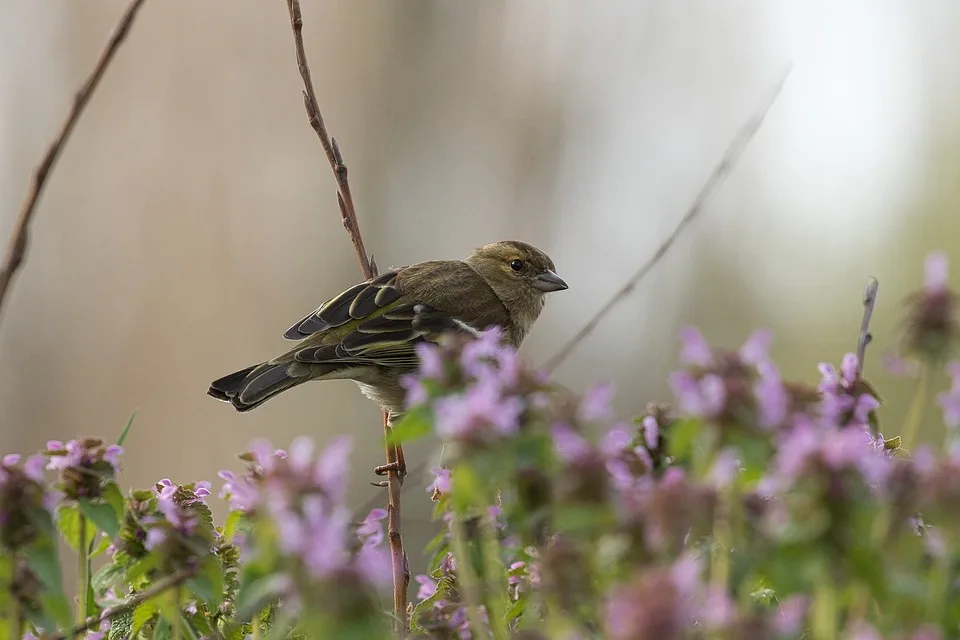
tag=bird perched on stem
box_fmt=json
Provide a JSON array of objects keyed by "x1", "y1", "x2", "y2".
[{"x1": 207, "y1": 240, "x2": 567, "y2": 423}]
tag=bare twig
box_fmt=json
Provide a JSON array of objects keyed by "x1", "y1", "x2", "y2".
[
  {"x1": 0, "y1": 0, "x2": 149, "y2": 321},
  {"x1": 285, "y1": 0, "x2": 374, "y2": 280},
  {"x1": 543, "y1": 65, "x2": 793, "y2": 372},
  {"x1": 857, "y1": 277, "x2": 880, "y2": 371},
  {"x1": 283, "y1": 0, "x2": 408, "y2": 633},
  {"x1": 56, "y1": 567, "x2": 196, "y2": 639}
]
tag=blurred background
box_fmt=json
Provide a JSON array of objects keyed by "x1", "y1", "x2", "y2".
[{"x1": 2, "y1": 0, "x2": 959, "y2": 573}]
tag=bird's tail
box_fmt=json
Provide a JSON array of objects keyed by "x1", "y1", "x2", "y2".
[{"x1": 207, "y1": 360, "x2": 307, "y2": 412}]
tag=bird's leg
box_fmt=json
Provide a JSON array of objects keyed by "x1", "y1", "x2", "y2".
[{"x1": 374, "y1": 411, "x2": 407, "y2": 486}]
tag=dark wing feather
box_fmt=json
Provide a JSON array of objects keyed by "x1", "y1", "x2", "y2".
[
  {"x1": 281, "y1": 260, "x2": 512, "y2": 373},
  {"x1": 283, "y1": 271, "x2": 401, "y2": 340}
]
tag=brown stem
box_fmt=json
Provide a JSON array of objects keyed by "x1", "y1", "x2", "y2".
[
  {"x1": 283, "y1": 0, "x2": 407, "y2": 633},
  {"x1": 55, "y1": 567, "x2": 196, "y2": 639},
  {"x1": 857, "y1": 277, "x2": 880, "y2": 372},
  {"x1": 0, "y1": 0, "x2": 149, "y2": 322},
  {"x1": 285, "y1": 0, "x2": 374, "y2": 281},
  {"x1": 543, "y1": 65, "x2": 793, "y2": 372}
]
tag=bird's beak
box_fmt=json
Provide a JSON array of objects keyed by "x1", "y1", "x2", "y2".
[{"x1": 532, "y1": 270, "x2": 569, "y2": 292}]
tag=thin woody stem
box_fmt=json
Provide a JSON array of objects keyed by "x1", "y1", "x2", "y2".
[
  {"x1": 282, "y1": 0, "x2": 408, "y2": 632},
  {"x1": 0, "y1": 0, "x2": 149, "y2": 323}
]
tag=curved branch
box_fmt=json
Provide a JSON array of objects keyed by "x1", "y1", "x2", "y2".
[{"x1": 0, "y1": 0, "x2": 149, "y2": 321}]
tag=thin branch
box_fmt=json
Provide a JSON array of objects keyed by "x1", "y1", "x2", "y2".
[
  {"x1": 56, "y1": 567, "x2": 196, "y2": 639},
  {"x1": 857, "y1": 276, "x2": 880, "y2": 371},
  {"x1": 283, "y1": 0, "x2": 408, "y2": 633},
  {"x1": 0, "y1": 0, "x2": 149, "y2": 321},
  {"x1": 285, "y1": 0, "x2": 374, "y2": 280},
  {"x1": 543, "y1": 65, "x2": 793, "y2": 372}
]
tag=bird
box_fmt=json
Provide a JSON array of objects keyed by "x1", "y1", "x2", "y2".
[{"x1": 207, "y1": 240, "x2": 568, "y2": 421}]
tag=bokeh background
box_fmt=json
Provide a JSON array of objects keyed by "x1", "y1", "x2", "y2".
[{"x1": 2, "y1": 0, "x2": 959, "y2": 573}]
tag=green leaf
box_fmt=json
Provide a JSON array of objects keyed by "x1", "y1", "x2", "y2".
[
  {"x1": 24, "y1": 537, "x2": 64, "y2": 595},
  {"x1": 666, "y1": 417, "x2": 702, "y2": 461},
  {"x1": 235, "y1": 574, "x2": 290, "y2": 622},
  {"x1": 102, "y1": 482, "x2": 127, "y2": 520},
  {"x1": 56, "y1": 503, "x2": 97, "y2": 552},
  {"x1": 117, "y1": 408, "x2": 138, "y2": 446},
  {"x1": 131, "y1": 600, "x2": 160, "y2": 637},
  {"x1": 108, "y1": 608, "x2": 134, "y2": 640},
  {"x1": 38, "y1": 591, "x2": 74, "y2": 631},
  {"x1": 90, "y1": 534, "x2": 114, "y2": 559},
  {"x1": 187, "y1": 554, "x2": 224, "y2": 607},
  {"x1": 223, "y1": 509, "x2": 245, "y2": 543},
  {"x1": 386, "y1": 408, "x2": 433, "y2": 445},
  {"x1": 79, "y1": 497, "x2": 120, "y2": 538},
  {"x1": 93, "y1": 561, "x2": 127, "y2": 596},
  {"x1": 451, "y1": 462, "x2": 487, "y2": 513}
]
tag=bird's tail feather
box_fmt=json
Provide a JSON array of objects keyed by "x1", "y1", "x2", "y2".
[{"x1": 207, "y1": 361, "x2": 306, "y2": 412}]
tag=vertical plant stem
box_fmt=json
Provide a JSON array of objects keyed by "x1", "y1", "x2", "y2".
[
  {"x1": 811, "y1": 574, "x2": 838, "y2": 640},
  {"x1": 172, "y1": 586, "x2": 183, "y2": 639},
  {"x1": 451, "y1": 515, "x2": 491, "y2": 639},
  {"x1": 900, "y1": 365, "x2": 929, "y2": 452},
  {"x1": 479, "y1": 513, "x2": 510, "y2": 640},
  {"x1": 710, "y1": 486, "x2": 732, "y2": 592},
  {"x1": 77, "y1": 514, "x2": 89, "y2": 626}
]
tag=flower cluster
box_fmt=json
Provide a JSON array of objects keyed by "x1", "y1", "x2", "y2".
[
  {"x1": 44, "y1": 438, "x2": 122, "y2": 500},
  {"x1": 218, "y1": 435, "x2": 390, "y2": 629}
]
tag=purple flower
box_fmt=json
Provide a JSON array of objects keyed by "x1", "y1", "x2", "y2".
[
  {"x1": 669, "y1": 372, "x2": 726, "y2": 419},
  {"x1": 415, "y1": 574, "x2": 437, "y2": 600},
  {"x1": 400, "y1": 374, "x2": 429, "y2": 408},
  {"x1": 416, "y1": 342, "x2": 444, "y2": 379},
  {"x1": 22, "y1": 455, "x2": 46, "y2": 483},
  {"x1": 925, "y1": 251, "x2": 949, "y2": 294},
  {"x1": 580, "y1": 382, "x2": 616, "y2": 422},
  {"x1": 356, "y1": 508, "x2": 388, "y2": 547},
  {"x1": 217, "y1": 470, "x2": 260, "y2": 512},
  {"x1": 775, "y1": 595, "x2": 808, "y2": 635},
  {"x1": 434, "y1": 375, "x2": 524, "y2": 441},
  {"x1": 938, "y1": 360, "x2": 960, "y2": 428},
  {"x1": 103, "y1": 445, "x2": 123, "y2": 470},
  {"x1": 45, "y1": 440, "x2": 83, "y2": 471},
  {"x1": 427, "y1": 467, "x2": 452, "y2": 496},
  {"x1": 708, "y1": 448, "x2": 740, "y2": 488},
  {"x1": 641, "y1": 415, "x2": 659, "y2": 450},
  {"x1": 680, "y1": 326, "x2": 713, "y2": 366},
  {"x1": 754, "y1": 362, "x2": 788, "y2": 428},
  {"x1": 552, "y1": 424, "x2": 591, "y2": 462},
  {"x1": 314, "y1": 436, "x2": 353, "y2": 502},
  {"x1": 739, "y1": 329, "x2": 773, "y2": 365}
]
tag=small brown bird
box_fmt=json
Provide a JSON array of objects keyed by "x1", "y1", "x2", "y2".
[{"x1": 207, "y1": 240, "x2": 567, "y2": 419}]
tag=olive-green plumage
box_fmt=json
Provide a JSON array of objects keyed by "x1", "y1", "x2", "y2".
[{"x1": 207, "y1": 240, "x2": 567, "y2": 416}]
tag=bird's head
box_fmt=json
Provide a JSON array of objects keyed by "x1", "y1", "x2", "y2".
[{"x1": 465, "y1": 240, "x2": 568, "y2": 298}]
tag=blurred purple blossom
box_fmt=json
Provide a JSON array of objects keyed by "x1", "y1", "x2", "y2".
[
  {"x1": 680, "y1": 326, "x2": 714, "y2": 366},
  {"x1": 580, "y1": 382, "x2": 616, "y2": 422},
  {"x1": 925, "y1": 251, "x2": 950, "y2": 294}
]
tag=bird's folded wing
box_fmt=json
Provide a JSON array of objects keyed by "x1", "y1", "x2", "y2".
[
  {"x1": 283, "y1": 270, "x2": 402, "y2": 340},
  {"x1": 292, "y1": 303, "x2": 427, "y2": 369}
]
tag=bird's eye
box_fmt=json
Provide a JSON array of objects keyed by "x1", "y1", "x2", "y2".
[{"x1": 509, "y1": 259, "x2": 524, "y2": 272}]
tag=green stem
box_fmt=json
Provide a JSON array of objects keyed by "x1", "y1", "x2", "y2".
[
  {"x1": 925, "y1": 557, "x2": 949, "y2": 624},
  {"x1": 451, "y1": 515, "x2": 492, "y2": 640},
  {"x1": 900, "y1": 365, "x2": 929, "y2": 452},
  {"x1": 172, "y1": 586, "x2": 182, "y2": 639},
  {"x1": 479, "y1": 513, "x2": 510, "y2": 640},
  {"x1": 811, "y1": 576, "x2": 838, "y2": 640},
  {"x1": 710, "y1": 488, "x2": 732, "y2": 592},
  {"x1": 77, "y1": 514, "x2": 89, "y2": 627}
]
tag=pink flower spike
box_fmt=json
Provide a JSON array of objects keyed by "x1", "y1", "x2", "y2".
[
  {"x1": 739, "y1": 328, "x2": 773, "y2": 365},
  {"x1": 679, "y1": 326, "x2": 713, "y2": 366},
  {"x1": 924, "y1": 251, "x2": 949, "y2": 294}
]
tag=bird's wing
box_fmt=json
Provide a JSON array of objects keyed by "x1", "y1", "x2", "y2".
[
  {"x1": 283, "y1": 270, "x2": 403, "y2": 340},
  {"x1": 281, "y1": 261, "x2": 509, "y2": 370}
]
